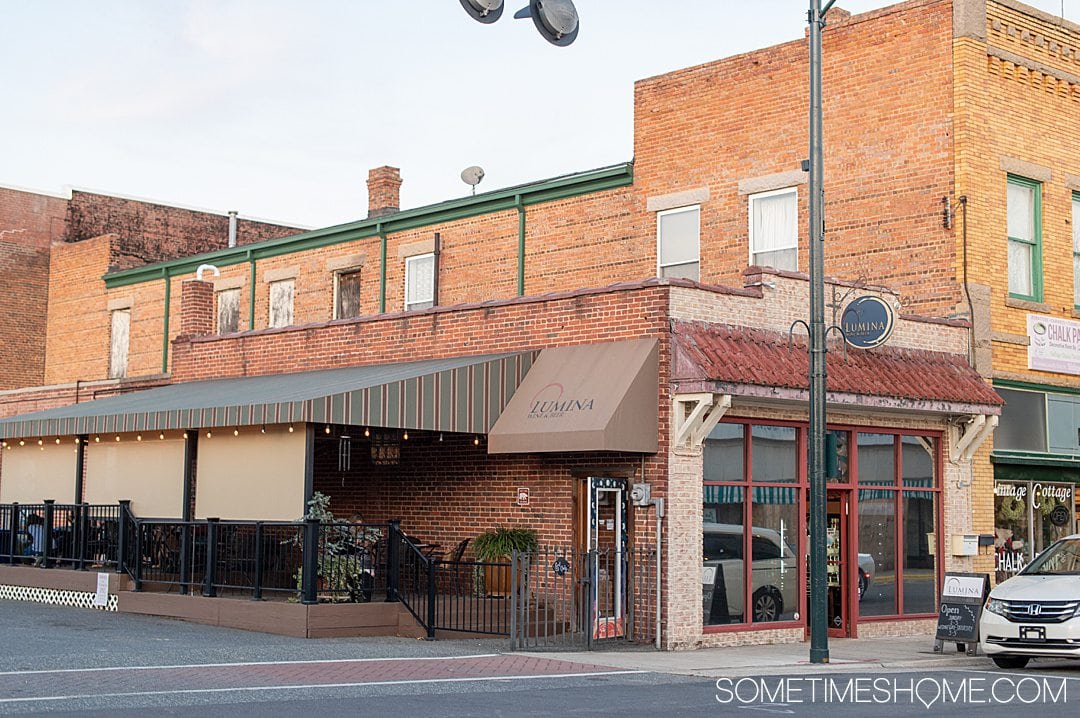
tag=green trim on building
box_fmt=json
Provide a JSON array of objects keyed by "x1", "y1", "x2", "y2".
[
  {"x1": 993, "y1": 379, "x2": 1080, "y2": 397},
  {"x1": 992, "y1": 457, "x2": 1080, "y2": 484},
  {"x1": 103, "y1": 163, "x2": 633, "y2": 289},
  {"x1": 1006, "y1": 174, "x2": 1043, "y2": 303},
  {"x1": 991, "y1": 450, "x2": 1080, "y2": 470}
]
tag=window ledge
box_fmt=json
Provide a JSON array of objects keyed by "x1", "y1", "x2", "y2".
[
  {"x1": 1005, "y1": 296, "x2": 1050, "y2": 312},
  {"x1": 1072, "y1": 308, "x2": 1080, "y2": 320}
]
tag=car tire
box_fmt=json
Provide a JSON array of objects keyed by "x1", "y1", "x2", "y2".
[
  {"x1": 991, "y1": 655, "x2": 1030, "y2": 670},
  {"x1": 751, "y1": 587, "x2": 782, "y2": 623},
  {"x1": 858, "y1": 570, "x2": 868, "y2": 603}
]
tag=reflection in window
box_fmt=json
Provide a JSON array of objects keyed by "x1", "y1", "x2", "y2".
[
  {"x1": 902, "y1": 491, "x2": 936, "y2": 614},
  {"x1": 901, "y1": 436, "x2": 934, "y2": 488},
  {"x1": 857, "y1": 433, "x2": 895, "y2": 486},
  {"x1": 750, "y1": 486, "x2": 799, "y2": 623},
  {"x1": 658, "y1": 206, "x2": 700, "y2": 280},
  {"x1": 703, "y1": 486, "x2": 744, "y2": 625},
  {"x1": 751, "y1": 425, "x2": 796, "y2": 483},
  {"x1": 704, "y1": 423, "x2": 744, "y2": 482},
  {"x1": 858, "y1": 488, "x2": 896, "y2": 615}
]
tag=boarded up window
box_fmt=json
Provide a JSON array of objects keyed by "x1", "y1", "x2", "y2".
[
  {"x1": 269, "y1": 279, "x2": 294, "y2": 328},
  {"x1": 404, "y1": 254, "x2": 435, "y2": 311},
  {"x1": 216, "y1": 288, "x2": 240, "y2": 334},
  {"x1": 335, "y1": 269, "x2": 362, "y2": 319},
  {"x1": 109, "y1": 309, "x2": 130, "y2": 379}
]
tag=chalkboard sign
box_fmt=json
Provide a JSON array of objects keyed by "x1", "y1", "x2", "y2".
[{"x1": 934, "y1": 572, "x2": 990, "y2": 656}]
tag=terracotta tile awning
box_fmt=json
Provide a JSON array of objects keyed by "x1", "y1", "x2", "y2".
[
  {"x1": 488, "y1": 339, "x2": 659, "y2": 454},
  {"x1": 673, "y1": 321, "x2": 1002, "y2": 412}
]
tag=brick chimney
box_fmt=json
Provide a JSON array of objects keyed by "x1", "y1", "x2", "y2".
[
  {"x1": 367, "y1": 166, "x2": 402, "y2": 219},
  {"x1": 180, "y1": 279, "x2": 214, "y2": 337}
]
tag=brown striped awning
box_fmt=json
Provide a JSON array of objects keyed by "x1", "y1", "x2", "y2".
[{"x1": 0, "y1": 352, "x2": 536, "y2": 440}]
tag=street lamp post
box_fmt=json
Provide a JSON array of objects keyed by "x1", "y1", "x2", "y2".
[
  {"x1": 466, "y1": 0, "x2": 831, "y2": 662},
  {"x1": 807, "y1": 0, "x2": 834, "y2": 665}
]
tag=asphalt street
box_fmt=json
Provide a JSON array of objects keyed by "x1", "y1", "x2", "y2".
[{"x1": 3, "y1": 600, "x2": 1080, "y2": 717}]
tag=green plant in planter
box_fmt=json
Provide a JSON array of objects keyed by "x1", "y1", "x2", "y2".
[
  {"x1": 292, "y1": 492, "x2": 381, "y2": 603},
  {"x1": 472, "y1": 527, "x2": 539, "y2": 561},
  {"x1": 472, "y1": 527, "x2": 538, "y2": 598}
]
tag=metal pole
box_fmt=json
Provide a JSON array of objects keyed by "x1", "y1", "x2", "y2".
[{"x1": 808, "y1": 0, "x2": 829, "y2": 664}]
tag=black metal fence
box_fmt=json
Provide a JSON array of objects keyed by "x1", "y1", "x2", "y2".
[
  {"x1": 1, "y1": 502, "x2": 659, "y2": 648},
  {"x1": 1, "y1": 501, "x2": 122, "y2": 569},
  {"x1": 510, "y1": 546, "x2": 659, "y2": 650}
]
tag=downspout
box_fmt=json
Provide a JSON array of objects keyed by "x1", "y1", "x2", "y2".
[
  {"x1": 378, "y1": 222, "x2": 387, "y2": 313},
  {"x1": 432, "y1": 232, "x2": 441, "y2": 306},
  {"x1": 516, "y1": 195, "x2": 526, "y2": 296},
  {"x1": 161, "y1": 269, "x2": 171, "y2": 374},
  {"x1": 247, "y1": 249, "x2": 257, "y2": 330}
]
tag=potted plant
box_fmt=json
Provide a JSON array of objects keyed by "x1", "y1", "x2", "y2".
[
  {"x1": 293, "y1": 492, "x2": 381, "y2": 602},
  {"x1": 472, "y1": 526, "x2": 538, "y2": 597}
]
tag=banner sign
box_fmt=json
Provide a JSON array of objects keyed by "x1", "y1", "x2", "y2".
[{"x1": 1028, "y1": 314, "x2": 1080, "y2": 375}]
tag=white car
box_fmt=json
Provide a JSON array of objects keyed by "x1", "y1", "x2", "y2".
[
  {"x1": 980, "y1": 534, "x2": 1080, "y2": 669},
  {"x1": 704, "y1": 522, "x2": 798, "y2": 623}
]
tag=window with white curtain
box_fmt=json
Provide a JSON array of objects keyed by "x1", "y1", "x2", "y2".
[
  {"x1": 405, "y1": 253, "x2": 435, "y2": 311},
  {"x1": 657, "y1": 206, "x2": 700, "y2": 280},
  {"x1": 1007, "y1": 176, "x2": 1041, "y2": 301},
  {"x1": 749, "y1": 188, "x2": 798, "y2": 271}
]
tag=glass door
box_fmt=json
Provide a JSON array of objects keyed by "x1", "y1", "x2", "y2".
[
  {"x1": 588, "y1": 477, "x2": 627, "y2": 639},
  {"x1": 826, "y1": 489, "x2": 852, "y2": 637}
]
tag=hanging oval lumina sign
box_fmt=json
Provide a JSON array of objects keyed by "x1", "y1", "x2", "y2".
[{"x1": 841, "y1": 296, "x2": 895, "y2": 349}]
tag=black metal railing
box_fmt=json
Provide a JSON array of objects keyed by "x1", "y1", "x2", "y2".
[{"x1": 1, "y1": 501, "x2": 122, "y2": 568}]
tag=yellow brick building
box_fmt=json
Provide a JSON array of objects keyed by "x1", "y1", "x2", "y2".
[{"x1": 954, "y1": 0, "x2": 1080, "y2": 581}]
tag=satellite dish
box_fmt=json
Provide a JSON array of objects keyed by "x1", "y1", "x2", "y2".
[
  {"x1": 461, "y1": 166, "x2": 485, "y2": 194},
  {"x1": 459, "y1": 0, "x2": 504, "y2": 24},
  {"x1": 514, "y1": 0, "x2": 579, "y2": 46}
]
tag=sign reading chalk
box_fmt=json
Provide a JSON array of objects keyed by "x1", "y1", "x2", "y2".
[
  {"x1": 841, "y1": 296, "x2": 895, "y2": 349},
  {"x1": 93, "y1": 572, "x2": 109, "y2": 607}
]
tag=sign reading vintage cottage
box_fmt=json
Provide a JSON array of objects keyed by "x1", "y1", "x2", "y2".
[
  {"x1": 841, "y1": 296, "x2": 895, "y2": 349},
  {"x1": 1028, "y1": 314, "x2": 1080, "y2": 375}
]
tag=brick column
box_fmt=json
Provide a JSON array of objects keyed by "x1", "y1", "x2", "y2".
[{"x1": 180, "y1": 279, "x2": 214, "y2": 336}]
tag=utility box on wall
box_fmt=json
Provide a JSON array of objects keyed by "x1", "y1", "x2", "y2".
[{"x1": 950, "y1": 534, "x2": 979, "y2": 556}]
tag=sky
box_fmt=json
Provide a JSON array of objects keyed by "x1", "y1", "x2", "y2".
[{"x1": 3, "y1": 0, "x2": 1077, "y2": 230}]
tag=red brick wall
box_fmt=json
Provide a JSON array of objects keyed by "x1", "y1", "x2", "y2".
[
  {"x1": 66, "y1": 191, "x2": 304, "y2": 271},
  {"x1": 171, "y1": 282, "x2": 672, "y2": 382},
  {"x1": 179, "y1": 280, "x2": 214, "y2": 337},
  {"x1": 313, "y1": 434, "x2": 658, "y2": 553},
  {"x1": 0, "y1": 187, "x2": 68, "y2": 389},
  {"x1": 633, "y1": 0, "x2": 959, "y2": 316}
]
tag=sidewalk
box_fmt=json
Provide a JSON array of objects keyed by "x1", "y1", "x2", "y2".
[{"x1": 516, "y1": 633, "x2": 988, "y2": 677}]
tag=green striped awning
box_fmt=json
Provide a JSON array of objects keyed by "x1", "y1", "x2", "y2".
[{"x1": 0, "y1": 352, "x2": 536, "y2": 439}]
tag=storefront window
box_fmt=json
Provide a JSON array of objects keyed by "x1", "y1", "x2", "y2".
[
  {"x1": 704, "y1": 423, "x2": 744, "y2": 482},
  {"x1": 902, "y1": 491, "x2": 936, "y2": 614},
  {"x1": 826, "y1": 430, "x2": 850, "y2": 483},
  {"x1": 994, "y1": 482, "x2": 1031, "y2": 580},
  {"x1": 703, "y1": 485, "x2": 745, "y2": 625},
  {"x1": 858, "y1": 433, "x2": 895, "y2": 486},
  {"x1": 995, "y1": 480, "x2": 1076, "y2": 581},
  {"x1": 750, "y1": 487, "x2": 799, "y2": 624},
  {"x1": 858, "y1": 488, "x2": 896, "y2": 615},
  {"x1": 751, "y1": 425, "x2": 796, "y2": 482}
]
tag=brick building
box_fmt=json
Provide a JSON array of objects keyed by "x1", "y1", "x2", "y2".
[{"x1": 0, "y1": 0, "x2": 1076, "y2": 648}]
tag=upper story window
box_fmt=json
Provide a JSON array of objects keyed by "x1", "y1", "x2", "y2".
[
  {"x1": 109, "y1": 308, "x2": 130, "y2": 379},
  {"x1": 1073, "y1": 192, "x2": 1079, "y2": 308},
  {"x1": 268, "y1": 279, "x2": 294, "y2": 328},
  {"x1": 216, "y1": 288, "x2": 240, "y2": 334},
  {"x1": 1007, "y1": 176, "x2": 1042, "y2": 301},
  {"x1": 657, "y1": 206, "x2": 700, "y2": 280},
  {"x1": 335, "y1": 269, "x2": 362, "y2": 319},
  {"x1": 749, "y1": 187, "x2": 797, "y2": 271},
  {"x1": 404, "y1": 254, "x2": 435, "y2": 311}
]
